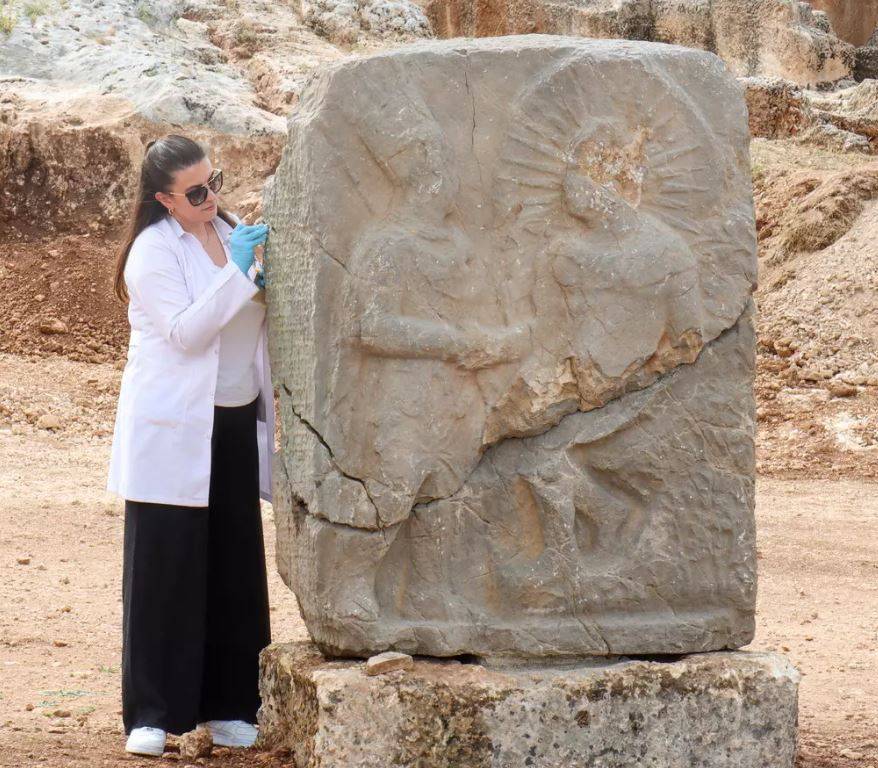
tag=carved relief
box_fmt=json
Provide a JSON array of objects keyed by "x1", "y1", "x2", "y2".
[{"x1": 264, "y1": 36, "x2": 757, "y2": 659}]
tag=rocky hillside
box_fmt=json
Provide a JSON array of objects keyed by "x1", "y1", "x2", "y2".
[{"x1": 0, "y1": 0, "x2": 432, "y2": 235}]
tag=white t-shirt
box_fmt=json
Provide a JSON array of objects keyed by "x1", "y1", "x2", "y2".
[{"x1": 210, "y1": 223, "x2": 266, "y2": 407}]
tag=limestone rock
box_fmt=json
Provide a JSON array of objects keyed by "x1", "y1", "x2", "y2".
[
  {"x1": 257, "y1": 641, "x2": 801, "y2": 768},
  {"x1": 744, "y1": 77, "x2": 811, "y2": 139},
  {"x1": 688, "y1": 0, "x2": 853, "y2": 86},
  {"x1": 828, "y1": 381, "x2": 857, "y2": 398},
  {"x1": 265, "y1": 35, "x2": 757, "y2": 659},
  {"x1": 423, "y1": 0, "x2": 854, "y2": 86},
  {"x1": 365, "y1": 651, "x2": 414, "y2": 675},
  {"x1": 806, "y1": 0, "x2": 878, "y2": 47},
  {"x1": 36, "y1": 413, "x2": 61, "y2": 431},
  {"x1": 38, "y1": 318, "x2": 68, "y2": 335},
  {"x1": 0, "y1": 0, "x2": 283, "y2": 135},
  {"x1": 302, "y1": 0, "x2": 433, "y2": 44},
  {"x1": 0, "y1": 0, "x2": 354, "y2": 232},
  {"x1": 855, "y1": 46, "x2": 878, "y2": 82},
  {"x1": 178, "y1": 726, "x2": 213, "y2": 760}
]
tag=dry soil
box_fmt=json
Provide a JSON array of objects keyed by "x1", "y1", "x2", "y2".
[{"x1": 0, "y1": 352, "x2": 876, "y2": 767}]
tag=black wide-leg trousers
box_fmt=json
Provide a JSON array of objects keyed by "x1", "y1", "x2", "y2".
[{"x1": 121, "y1": 396, "x2": 271, "y2": 736}]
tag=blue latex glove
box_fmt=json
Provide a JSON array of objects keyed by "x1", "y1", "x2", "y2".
[{"x1": 228, "y1": 223, "x2": 269, "y2": 276}]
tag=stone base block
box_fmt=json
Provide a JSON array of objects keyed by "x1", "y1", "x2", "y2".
[{"x1": 257, "y1": 642, "x2": 799, "y2": 768}]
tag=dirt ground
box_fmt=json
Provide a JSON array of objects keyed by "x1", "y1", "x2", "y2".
[{"x1": 0, "y1": 352, "x2": 875, "y2": 767}]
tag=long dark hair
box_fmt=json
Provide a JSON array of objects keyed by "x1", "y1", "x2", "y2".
[{"x1": 113, "y1": 134, "x2": 236, "y2": 303}]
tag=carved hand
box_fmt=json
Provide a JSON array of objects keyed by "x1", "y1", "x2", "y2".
[{"x1": 456, "y1": 320, "x2": 532, "y2": 370}]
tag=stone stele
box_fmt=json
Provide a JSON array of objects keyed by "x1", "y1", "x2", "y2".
[
  {"x1": 264, "y1": 35, "x2": 758, "y2": 661},
  {"x1": 256, "y1": 642, "x2": 800, "y2": 768}
]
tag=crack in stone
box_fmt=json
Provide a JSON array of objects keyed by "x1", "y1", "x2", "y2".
[
  {"x1": 281, "y1": 382, "x2": 384, "y2": 525},
  {"x1": 412, "y1": 298, "x2": 752, "y2": 513},
  {"x1": 462, "y1": 53, "x2": 485, "y2": 192},
  {"x1": 280, "y1": 299, "x2": 752, "y2": 533}
]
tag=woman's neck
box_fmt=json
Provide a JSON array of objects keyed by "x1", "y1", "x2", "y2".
[{"x1": 173, "y1": 215, "x2": 210, "y2": 239}]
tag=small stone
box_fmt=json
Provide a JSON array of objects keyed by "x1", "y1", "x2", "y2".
[
  {"x1": 35, "y1": 294, "x2": 45, "y2": 302},
  {"x1": 38, "y1": 318, "x2": 69, "y2": 335},
  {"x1": 16, "y1": 557, "x2": 30, "y2": 565},
  {"x1": 364, "y1": 651, "x2": 414, "y2": 676},
  {"x1": 178, "y1": 726, "x2": 213, "y2": 759},
  {"x1": 52, "y1": 710, "x2": 71, "y2": 718},
  {"x1": 36, "y1": 413, "x2": 62, "y2": 430},
  {"x1": 53, "y1": 640, "x2": 68, "y2": 647},
  {"x1": 25, "y1": 704, "x2": 33, "y2": 711},
  {"x1": 840, "y1": 749, "x2": 864, "y2": 760},
  {"x1": 828, "y1": 382, "x2": 857, "y2": 398},
  {"x1": 800, "y1": 367, "x2": 831, "y2": 382}
]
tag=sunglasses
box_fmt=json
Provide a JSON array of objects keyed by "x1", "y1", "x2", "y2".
[{"x1": 166, "y1": 169, "x2": 223, "y2": 207}]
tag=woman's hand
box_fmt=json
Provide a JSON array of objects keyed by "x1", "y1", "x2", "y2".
[
  {"x1": 253, "y1": 252, "x2": 265, "y2": 288},
  {"x1": 229, "y1": 223, "x2": 269, "y2": 276}
]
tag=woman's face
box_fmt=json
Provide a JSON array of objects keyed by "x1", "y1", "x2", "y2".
[{"x1": 154, "y1": 158, "x2": 220, "y2": 226}]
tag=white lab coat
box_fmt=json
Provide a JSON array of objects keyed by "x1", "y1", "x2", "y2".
[{"x1": 106, "y1": 213, "x2": 276, "y2": 507}]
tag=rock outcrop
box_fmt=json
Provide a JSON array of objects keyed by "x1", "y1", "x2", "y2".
[
  {"x1": 806, "y1": 0, "x2": 878, "y2": 47},
  {"x1": 743, "y1": 76, "x2": 877, "y2": 154},
  {"x1": 264, "y1": 35, "x2": 758, "y2": 660},
  {"x1": 0, "y1": 0, "x2": 389, "y2": 232},
  {"x1": 424, "y1": 0, "x2": 854, "y2": 86},
  {"x1": 298, "y1": 0, "x2": 433, "y2": 44}
]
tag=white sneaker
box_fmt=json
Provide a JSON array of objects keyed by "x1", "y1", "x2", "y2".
[
  {"x1": 125, "y1": 726, "x2": 167, "y2": 756},
  {"x1": 203, "y1": 719, "x2": 258, "y2": 748}
]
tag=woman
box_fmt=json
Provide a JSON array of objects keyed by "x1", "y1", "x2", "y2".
[{"x1": 105, "y1": 134, "x2": 276, "y2": 757}]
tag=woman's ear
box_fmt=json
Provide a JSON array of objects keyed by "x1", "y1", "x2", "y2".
[{"x1": 154, "y1": 191, "x2": 173, "y2": 212}]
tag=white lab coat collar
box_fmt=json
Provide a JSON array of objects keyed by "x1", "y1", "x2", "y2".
[{"x1": 165, "y1": 212, "x2": 236, "y2": 240}]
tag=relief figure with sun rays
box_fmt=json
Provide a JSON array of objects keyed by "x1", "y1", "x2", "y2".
[{"x1": 267, "y1": 40, "x2": 758, "y2": 657}]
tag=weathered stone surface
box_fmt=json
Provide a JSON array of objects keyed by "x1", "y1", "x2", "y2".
[
  {"x1": 423, "y1": 0, "x2": 854, "y2": 86},
  {"x1": 806, "y1": 0, "x2": 878, "y2": 47},
  {"x1": 265, "y1": 35, "x2": 757, "y2": 659},
  {"x1": 178, "y1": 726, "x2": 213, "y2": 760},
  {"x1": 301, "y1": 0, "x2": 433, "y2": 44},
  {"x1": 744, "y1": 77, "x2": 811, "y2": 139},
  {"x1": 257, "y1": 641, "x2": 800, "y2": 768},
  {"x1": 0, "y1": 0, "x2": 354, "y2": 231},
  {"x1": 708, "y1": 1, "x2": 852, "y2": 86},
  {"x1": 365, "y1": 650, "x2": 414, "y2": 675},
  {"x1": 855, "y1": 46, "x2": 878, "y2": 82}
]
